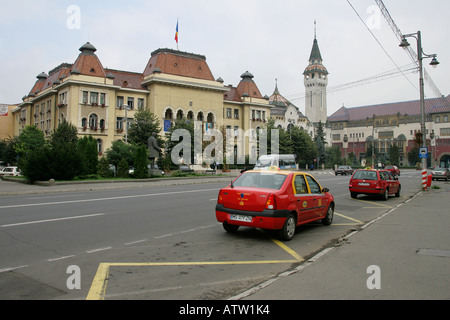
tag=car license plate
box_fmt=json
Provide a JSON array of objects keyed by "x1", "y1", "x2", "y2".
[
  {"x1": 230, "y1": 214, "x2": 252, "y2": 222},
  {"x1": 358, "y1": 183, "x2": 370, "y2": 186}
]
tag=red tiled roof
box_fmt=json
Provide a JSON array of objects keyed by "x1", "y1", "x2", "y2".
[
  {"x1": 235, "y1": 71, "x2": 263, "y2": 99},
  {"x1": 105, "y1": 69, "x2": 145, "y2": 90},
  {"x1": 143, "y1": 48, "x2": 215, "y2": 81},
  {"x1": 328, "y1": 95, "x2": 450, "y2": 122}
]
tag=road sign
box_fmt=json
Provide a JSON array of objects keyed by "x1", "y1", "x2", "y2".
[{"x1": 419, "y1": 147, "x2": 428, "y2": 159}]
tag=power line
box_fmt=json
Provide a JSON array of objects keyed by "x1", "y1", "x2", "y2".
[
  {"x1": 346, "y1": 0, "x2": 419, "y2": 92},
  {"x1": 286, "y1": 63, "x2": 417, "y2": 102}
]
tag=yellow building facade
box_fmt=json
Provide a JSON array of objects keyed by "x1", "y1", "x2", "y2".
[{"x1": 9, "y1": 43, "x2": 272, "y2": 162}]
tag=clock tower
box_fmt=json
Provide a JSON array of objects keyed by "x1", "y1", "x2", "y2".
[{"x1": 303, "y1": 22, "x2": 328, "y2": 126}]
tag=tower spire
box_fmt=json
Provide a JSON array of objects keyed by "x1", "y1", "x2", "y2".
[{"x1": 314, "y1": 20, "x2": 317, "y2": 39}]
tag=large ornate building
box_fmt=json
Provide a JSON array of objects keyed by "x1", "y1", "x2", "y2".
[{"x1": 8, "y1": 43, "x2": 272, "y2": 162}]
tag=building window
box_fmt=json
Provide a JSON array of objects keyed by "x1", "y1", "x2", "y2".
[
  {"x1": 138, "y1": 98, "x2": 144, "y2": 110},
  {"x1": 226, "y1": 108, "x2": 232, "y2": 118},
  {"x1": 90, "y1": 92, "x2": 98, "y2": 105},
  {"x1": 82, "y1": 91, "x2": 88, "y2": 104},
  {"x1": 97, "y1": 139, "x2": 103, "y2": 153},
  {"x1": 234, "y1": 109, "x2": 239, "y2": 119},
  {"x1": 117, "y1": 96, "x2": 124, "y2": 108},
  {"x1": 444, "y1": 115, "x2": 448, "y2": 122},
  {"x1": 440, "y1": 128, "x2": 450, "y2": 137},
  {"x1": 435, "y1": 116, "x2": 440, "y2": 123},
  {"x1": 127, "y1": 97, "x2": 134, "y2": 109},
  {"x1": 89, "y1": 114, "x2": 98, "y2": 129},
  {"x1": 100, "y1": 93, "x2": 106, "y2": 105},
  {"x1": 116, "y1": 117, "x2": 123, "y2": 130}
]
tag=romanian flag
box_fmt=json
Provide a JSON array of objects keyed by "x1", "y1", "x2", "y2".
[{"x1": 175, "y1": 20, "x2": 179, "y2": 44}]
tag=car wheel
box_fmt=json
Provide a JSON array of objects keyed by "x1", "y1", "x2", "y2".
[
  {"x1": 382, "y1": 188, "x2": 389, "y2": 201},
  {"x1": 279, "y1": 214, "x2": 296, "y2": 241},
  {"x1": 395, "y1": 185, "x2": 401, "y2": 197},
  {"x1": 351, "y1": 192, "x2": 358, "y2": 199},
  {"x1": 223, "y1": 222, "x2": 239, "y2": 233},
  {"x1": 322, "y1": 205, "x2": 334, "y2": 226}
]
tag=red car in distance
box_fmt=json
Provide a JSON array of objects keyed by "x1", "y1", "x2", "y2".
[
  {"x1": 215, "y1": 170, "x2": 335, "y2": 241},
  {"x1": 349, "y1": 169, "x2": 401, "y2": 200},
  {"x1": 384, "y1": 165, "x2": 400, "y2": 176}
]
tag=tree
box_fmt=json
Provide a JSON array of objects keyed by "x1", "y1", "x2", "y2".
[
  {"x1": 97, "y1": 157, "x2": 113, "y2": 178},
  {"x1": 326, "y1": 144, "x2": 343, "y2": 167},
  {"x1": 106, "y1": 140, "x2": 135, "y2": 169},
  {"x1": 134, "y1": 144, "x2": 148, "y2": 179},
  {"x1": 50, "y1": 120, "x2": 78, "y2": 146},
  {"x1": 290, "y1": 127, "x2": 317, "y2": 168},
  {"x1": 49, "y1": 121, "x2": 82, "y2": 180},
  {"x1": 117, "y1": 157, "x2": 129, "y2": 178},
  {"x1": 78, "y1": 136, "x2": 98, "y2": 175},
  {"x1": 388, "y1": 144, "x2": 400, "y2": 166},
  {"x1": 15, "y1": 126, "x2": 45, "y2": 167},
  {"x1": 127, "y1": 109, "x2": 162, "y2": 146}
]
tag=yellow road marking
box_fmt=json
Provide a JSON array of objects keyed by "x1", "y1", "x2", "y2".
[
  {"x1": 334, "y1": 212, "x2": 363, "y2": 224},
  {"x1": 270, "y1": 239, "x2": 304, "y2": 262},
  {"x1": 86, "y1": 259, "x2": 299, "y2": 300},
  {"x1": 352, "y1": 198, "x2": 392, "y2": 208},
  {"x1": 86, "y1": 263, "x2": 110, "y2": 300}
]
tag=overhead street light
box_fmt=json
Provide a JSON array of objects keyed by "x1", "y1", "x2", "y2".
[{"x1": 399, "y1": 31, "x2": 440, "y2": 190}]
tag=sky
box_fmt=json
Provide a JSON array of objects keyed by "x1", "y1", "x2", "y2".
[{"x1": 0, "y1": 0, "x2": 448, "y2": 117}]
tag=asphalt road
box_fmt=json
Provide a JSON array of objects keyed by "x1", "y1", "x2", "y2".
[{"x1": 0, "y1": 170, "x2": 424, "y2": 299}]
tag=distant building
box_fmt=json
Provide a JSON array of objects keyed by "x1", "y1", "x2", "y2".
[
  {"x1": 327, "y1": 95, "x2": 450, "y2": 167},
  {"x1": 0, "y1": 104, "x2": 15, "y2": 140}
]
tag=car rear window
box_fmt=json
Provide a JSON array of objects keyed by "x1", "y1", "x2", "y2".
[
  {"x1": 233, "y1": 172, "x2": 287, "y2": 190},
  {"x1": 353, "y1": 171, "x2": 378, "y2": 180}
]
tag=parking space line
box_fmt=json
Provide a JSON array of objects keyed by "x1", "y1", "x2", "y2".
[
  {"x1": 86, "y1": 259, "x2": 298, "y2": 300},
  {"x1": 352, "y1": 198, "x2": 392, "y2": 208},
  {"x1": 270, "y1": 239, "x2": 304, "y2": 262},
  {"x1": 334, "y1": 212, "x2": 363, "y2": 224}
]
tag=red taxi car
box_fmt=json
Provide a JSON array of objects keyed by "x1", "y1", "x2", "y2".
[
  {"x1": 215, "y1": 170, "x2": 335, "y2": 241},
  {"x1": 349, "y1": 169, "x2": 401, "y2": 200},
  {"x1": 384, "y1": 165, "x2": 400, "y2": 176}
]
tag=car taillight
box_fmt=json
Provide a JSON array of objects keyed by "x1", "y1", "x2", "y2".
[
  {"x1": 265, "y1": 194, "x2": 276, "y2": 210},
  {"x1": 217, "y1": 190, "x2": 223, "y2": 204}
]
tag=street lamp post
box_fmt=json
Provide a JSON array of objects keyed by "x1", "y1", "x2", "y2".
[
  {"x1": 399, "y1": 31, "x2": 439, "y2": 190},
  {"x1": 123, "y1": 104, "x2": 130, "y2": 143}
]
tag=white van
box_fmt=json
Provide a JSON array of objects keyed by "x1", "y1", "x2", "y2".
[{"x1": 254, "y1": 154, "x2": 297, "y2": 170}]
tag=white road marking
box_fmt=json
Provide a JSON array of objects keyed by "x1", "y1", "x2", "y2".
[
  {"x1": 0, "y1": 188, "x2": 218, "y2": 210},
  {"x1": 86, "y1": 247, "x2": 112, "y2": 254},
  {"x1": 1, "y1": 213, "x2": 105, "y2": 228}
]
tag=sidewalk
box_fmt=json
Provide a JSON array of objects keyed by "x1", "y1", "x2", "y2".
[
  {"x1": 236, "y1": 182, "x2": 450, "y2": 300},
  {"x1": 0, "y1": 173, "x2": 238, "y2": 196}
]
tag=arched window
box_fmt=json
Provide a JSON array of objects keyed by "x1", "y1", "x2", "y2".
[
  {"x1": 165, "y1": 108, "x2": 173, "y2": 120},
  {"x1": 82, "y1": 118, "x2": 87, "y2": 128},
  {"x1": 89, "y1": 114, "x2": 98, "y2": 128},
  {"x1": 197, "y1": 111, "x2": 204, "y2": 122},
  {"x1": 187, "y1": 111, "x2": 194, "y2": 121},
  {"x1": 97, "y1": 139, "x2": 103, "y2": 153},
  {"x1": 207, "y1": 112, "x2": 214, "y2": 128},
  {"x1": 176, "y1": 110, "x2": 184, "y2": 120}
]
